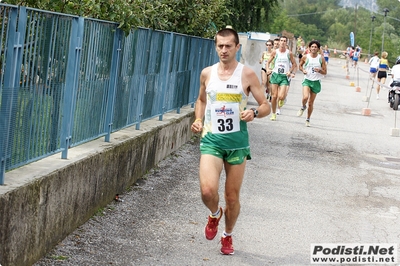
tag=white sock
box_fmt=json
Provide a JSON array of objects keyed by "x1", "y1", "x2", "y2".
[
  {"x1": 223, "y1": 231, "x2": 232, "y2": 237},
  {"x1": 211, "y1": 208, "x2": 220, "y2": 218}
]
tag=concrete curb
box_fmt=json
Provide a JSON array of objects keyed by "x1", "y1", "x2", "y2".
[{"x1": 0, "y1": 106, "x2": 195, "y2": 266}]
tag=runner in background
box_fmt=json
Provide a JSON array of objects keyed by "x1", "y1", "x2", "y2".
[
  {"x1": 323, "y1": 45, "x2": 330, "y2": 64},
  {"x1": 368, "y1": 51, "x2": 380, "y2": 80},
  {"x1": 297, "y1": 40, "x2": 327, "y2": 127},
  {"x1": 376, "y1": 51, "x2": 390, "y2": 100},
  {"x1": 279, "y1": 44, "x2": 296, "y2": 115},
  {"x1": 352, "y1": 47, "x2": 361, "y2": 68},
  {"x1": 273, "y1": 38, "x2": 280, "y2": 51},
  {"x1": 345, "y1": 46, "x2": 353, "y2": 72},
  {"x1": 259, "y1": 40, "x2": 273, "y2": 101},
  {"x1": 297, "y1": 40, "x2": 306, "y2": 64},
  {"x1": 266, "y1": 36, "x2": 297, "y2": 121}
]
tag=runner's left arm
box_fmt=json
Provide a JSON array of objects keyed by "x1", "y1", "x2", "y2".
[
  {"x1": 320, "y1": 57, "x2": 327, "y2": 75},
  {"x1": 288, "y1": 52, "x2": 297, "y2": 76},
  {"x1": 242, "y1": 67, "x2": 270, "y2": 120}
]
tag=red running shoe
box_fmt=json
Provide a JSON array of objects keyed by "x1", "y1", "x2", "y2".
[
  {"x1": 204, "y1": 207, "x2": 223, "y2": 240},
  {"x1": 220, "y1": 235, "x2": 234, "y2": 255}
]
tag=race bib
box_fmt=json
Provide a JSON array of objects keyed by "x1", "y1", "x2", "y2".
[
  {"x1": 210, "y1": 103, "x2": 240, "y2": 134},
  {"x1": 277, "y1": 64, "x2": 286, "y2": 74}
]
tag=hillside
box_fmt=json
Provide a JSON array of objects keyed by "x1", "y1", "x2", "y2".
[{"x1": 339, "y1": 0, "x2": 378, "y2": 12}]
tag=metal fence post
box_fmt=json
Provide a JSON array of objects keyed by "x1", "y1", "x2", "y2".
[
  {"x1": 135, "y1": 29, "x2": 152, "y2": 130},
  {"x1": 0, "y1": 7, "x2": 26, "y2": 184},
  {"x1": 158, "y1": 32, "x2": 174, "y2": 121},
  {"x1": 61, "y1": 17, "x2": 84, "y2": 159},
  {"x1": 105, "y1": 29, "x2": 123, "y2": 142},
  {"x1": 191, "y1": 40, "x2": 202, "y2": 108}
]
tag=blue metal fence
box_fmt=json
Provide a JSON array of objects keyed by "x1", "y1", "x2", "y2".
[{"x1": 0, "y1": 4, "x2": 221, "y2": 184}]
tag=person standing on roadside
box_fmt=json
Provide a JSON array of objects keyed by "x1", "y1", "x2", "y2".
[
  {"x1": 297, "y1": 40, "x2": 327, "y2": 127},
  {"x1": 376, "y1": 51, "x2": 390, "y2": 99},
  {"x1": 266, "y1": 36, "x2": 297, "y2": 121},
  {"x1": 259, "y1": 40, "x2": 274, "y2": 100},
  {"x1": 191, "y1": 28, "x2": 270, "y2": 255}
]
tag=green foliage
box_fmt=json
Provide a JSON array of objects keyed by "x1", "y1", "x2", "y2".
[
  {"x1": 5, "y1": 0, "x2": 139, "y2": 33},
  {"x1": 225, "y1": 0, "x2": 279, "y2": 32},
  {"x1": 93, "y1": 207, "x2": 105, "y2": 217},
  {"x1": 7, "y1": 0, "x2": 399, "y2": 62},
  {"x1": 265, "y1": 0, "x2": 399, "y2": 63},
  {"x1": 3, "y1": 0, "x2": 230, "y2": 38},
  {"x1": 142, "y1": 0, "x2": 231, "y2": 38}
]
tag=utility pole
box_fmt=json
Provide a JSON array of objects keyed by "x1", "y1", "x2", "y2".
[
  {"x1": 354, "y1": 4, "x2": 357, "y2": 44},
  {"x1": 382, "y1": 8, "x2": 389, "y2": 52},
  {"x1": 368, "y1": 16, "x2": 376, "y2": 60}
]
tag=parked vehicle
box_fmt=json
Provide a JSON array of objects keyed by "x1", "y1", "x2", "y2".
[
  {"x1": 388, "y1": 81, "x2": 400, "y2": 110},
  {"x1": 388, "y1": 56, "x2": 400, "y2": 110}
]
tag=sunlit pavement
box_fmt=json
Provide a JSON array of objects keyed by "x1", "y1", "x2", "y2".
[{"x1": 35, "y1": 57, "x2": 400, "y2": 266}]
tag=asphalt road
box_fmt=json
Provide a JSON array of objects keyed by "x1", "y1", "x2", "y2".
[{"x1": 35, "y1": 58, "x2": 400, "y2": 266}]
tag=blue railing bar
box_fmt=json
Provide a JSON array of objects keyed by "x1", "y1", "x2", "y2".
[
  {"x1": 0, "y1": 7, "x2": 25, "y2": 184},
  {"x1": 177, "y1": 37, "x2": 187, "y2": 114},
  {"x1": 24, "y1": 13, "x2": 32, "y2": 158},
  {"x1": 24, "y1": 6, "x2": 79, "y2": 19},
  {"x1": 61, "y1": 17, "x2": 83, "y2": 159},
  {"x1": 135, "y1": 75, "x2": 145, "y2": 130},
  {"x1": 159, "y1": 32, "x2": 174, "y2": 121},
  {"x1": 42, "y1": 16, "x2": 58, "y2": 155},
  {"x1": 191, "y1": 41, "x2": 202, "y2": 108},
  {"x1": 79, "y1": 16, "x2": 119, "y2": 25},
  {"x1": 105, "y1": 30, "x2": 122, "y2": 142},
  {"x1": 135, "y1": 30, "x2": 152, "y2": 130},
  {"x1": 0, "y1": 8, "x2": 9, "y2": 85},
  {"x1": 0, "y1": 3, "x2": 18, "y2": 8}
]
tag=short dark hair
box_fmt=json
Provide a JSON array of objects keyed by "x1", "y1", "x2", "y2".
[
  {"x1": 308, "y1": 40, "x2": 321, "y2": 49},
  {"x1": 280, "y1": 36, "x2": 288, "y2": 41},
  {"x1": 215, "y1": 28, "x2": 239, "y2": 45}
]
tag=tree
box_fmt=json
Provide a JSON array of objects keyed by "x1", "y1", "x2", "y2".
[
  {"x1": 225, "y1": 0, "x2": 278, "y2": 32},
  {"x1": 264, "y1": 0, "x2": 399, "y2": 63},
  {"x1": 268, "y1": 7, "x2": 324, "y2": 44},
  {"x1": 146, "y1": 0, "x2": 231, "y2": 38},
  {"x1": 3, "y1": 0, "x2": 231, "y2": 38}
]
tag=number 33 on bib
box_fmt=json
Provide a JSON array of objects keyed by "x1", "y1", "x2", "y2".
[{"x1": 210, "y1": 103, "x2": 240, "y2": 134}]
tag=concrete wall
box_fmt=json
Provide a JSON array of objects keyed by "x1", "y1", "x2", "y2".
[{"x1": 0, "y1": 107, "x2": 195, "y2": 266}]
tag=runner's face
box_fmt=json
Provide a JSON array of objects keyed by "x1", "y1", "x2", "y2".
[
  {"x1": 273, "y1": 41, "x2": 279, "y2": 48},
  {"x1": 215, "y1": 35, "x2": 239, "y2": 62},
  {"x1": 310, "y1": 44, "x2": 319, "y2": 54},
  {"x1": 279, "y1": 38, "x2": 287, "y2": 48}
]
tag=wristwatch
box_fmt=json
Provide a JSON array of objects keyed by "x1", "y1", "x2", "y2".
[{"x1": 250, "y1": 108, "x2": 258, "y2": 118}]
